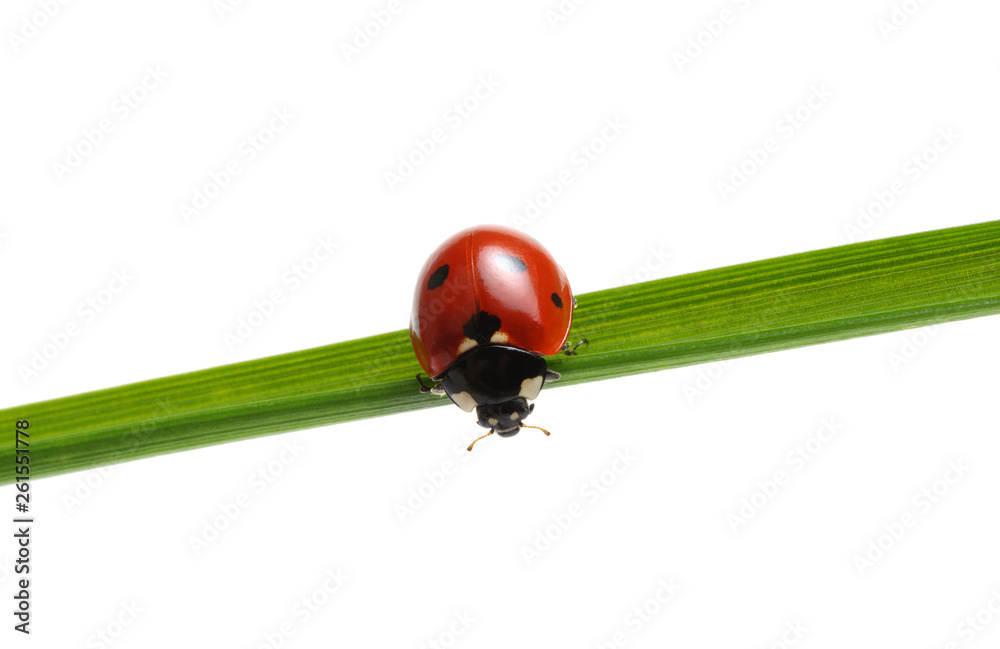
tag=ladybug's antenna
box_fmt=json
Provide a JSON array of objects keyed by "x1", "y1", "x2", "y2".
[
  {"x1": 520, "y1": 424, "x2": 551, "y2": 437},
  {"x1": 467, "y1": 424, "x2": 551, "y2": 452},
  {"x1": 467, "y1": 430, "x2": 494, "y2": 452}
]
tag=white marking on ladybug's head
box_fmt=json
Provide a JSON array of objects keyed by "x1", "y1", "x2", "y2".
[
  {"x1": 519, "y1": 375, "x2": 544, "y2": 400},
  {"x1": 488, "y1": 417, "x2": 499, "y2": 426},
  {"x1": 509, "y1": 411, "x2": 519, "y2": 421},
  {"x1": 458, "y1": 338, "x2": 478, "y2": 354},
  {"x1": 490, "y1": 331, "x2": 509, "y2": 344},
  {"x1": 450, "y1": 391, "x2": 479, "y2": 412}
]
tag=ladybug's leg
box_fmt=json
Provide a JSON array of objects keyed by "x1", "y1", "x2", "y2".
[
  {"x1": 559, "y1": 338, "x2": 589, "y2": 356},
  {"x1": 545, "y1": 369, "x2": 561, "y2": 382},
  {"x1": 415, "y1": 373, "x2": 446, "y2": 396}
]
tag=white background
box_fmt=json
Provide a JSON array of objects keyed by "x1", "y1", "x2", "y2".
[{"x1": 2, "y1": 0, "x2": 1000, "y2": 647}]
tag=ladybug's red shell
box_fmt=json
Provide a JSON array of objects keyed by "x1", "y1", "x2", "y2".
[{"x1": 410, "y1": 226, "x2": 573, "y2": 379}]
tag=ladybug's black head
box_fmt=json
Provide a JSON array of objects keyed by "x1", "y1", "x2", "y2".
[{"x1": 475, "y1": 398, "x2": 534, "y2": 437}]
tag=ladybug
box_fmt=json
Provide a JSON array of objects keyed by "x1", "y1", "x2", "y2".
[{"x1": 410, "y1": 225, "x2": 585, "y2": 450}]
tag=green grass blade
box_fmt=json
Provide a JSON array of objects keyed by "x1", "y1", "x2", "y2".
[{"x1": 3, "y1": 220, "x2": 999, "y2": 483}]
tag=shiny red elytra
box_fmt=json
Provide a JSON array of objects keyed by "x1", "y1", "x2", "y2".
[{"x1": 409, "y1": 225, "x2": 581, "y2": 449}]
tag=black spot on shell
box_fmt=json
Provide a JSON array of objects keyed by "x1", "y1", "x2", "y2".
[
  {"x1": 427, "y1": 264, "x2": 449, "y2": 290},
  {"x1": 463, "y1": 311, "x2": 502, "y2": 344},
  {"x1": 551, "y1": 293, "x2": 563, "y2": 308},
  {"x1": 496, "y1": 254, "x2": 527, "y2": 273}
]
